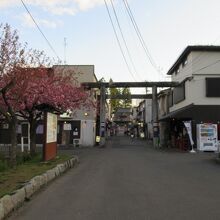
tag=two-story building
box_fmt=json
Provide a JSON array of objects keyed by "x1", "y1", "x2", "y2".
[
  {"x1": 53, "y1": 65, "x2": 98, "y2": 147},
  {"x1": 160, "y1": 45, "x2": 220, "y2": 150}
]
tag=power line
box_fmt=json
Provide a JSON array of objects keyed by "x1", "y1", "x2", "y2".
[
  {"x1": 120, "y1": 0, "x2": 149, "y2": 80},
  {"x1": 170, "y1": 58, "x2": 220, "y2": 82},
  {"x1": 20, "y1": 0, "x2": 61, "y2": 62},
  {"x1": 168, "y1": 47, "x2": 220, "y2": 81},
  {"x1": 123, "y1": 0, "x2": 156, "y2": 67},
  {"x1": 109, "y1": 0, "x2": 142, "y2": 81},
  {"x1": 122, "y1": 0, "x2": 163, "y2": 78},
  {"x1": 122, "y1": 0, "x2": 219, "y2": 79},
  {"x1": 103, "y1": 0, "x2": 136, "y2": 81},
  {"x1": 193, "y1": 59, "x2": 220, "y2": 73}
]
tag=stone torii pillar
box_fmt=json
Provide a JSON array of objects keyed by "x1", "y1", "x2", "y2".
[
  {"x1": 99, "y1": 85, "x2": 106, "y2": 146},
  {"x1": 152, "y1": 86, "x2": 159, "y2": 147}
]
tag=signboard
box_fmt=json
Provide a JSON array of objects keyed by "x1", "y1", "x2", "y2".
[
  {"x1": 63, "y1": 123, "x2": 72, "y2": 131},
  {"x1": 183, "y1": 121, "x2": 194, "y2": 146},
  {"x1": 73, "y1": 128, "x2": 79, "y2": 136},
  {"x1": 46, "y1": 112, "x2": 57, "y2": 143},
  {"x1": 44, "y1": 112, "x2": 58, "y2": 161}
]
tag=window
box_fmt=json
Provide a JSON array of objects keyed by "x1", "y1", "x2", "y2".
[
  {"x1": 175, "y1": 67, "x2": 180, "y2": 75},
  {"x1": 173, "y1": 82, "x2": 185, "y2": 104},
  {"x1": 182, "y1": 59, "x2": 188, "y2": 67},
  {"x1": 168, "y1": 91, "x2": 173, "y2": 107},
  {"x1": 206, "y1": 78, "x2": 220, "y2": 97}
]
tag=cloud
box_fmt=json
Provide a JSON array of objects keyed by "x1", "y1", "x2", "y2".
[
  {"x1": 74, "y1": 0, "x2": 104, "y2": 11},
  {"x1": 48, "y1": 7, "x2": 76, "y2": 16},
  {"x1": 0, "y1": 0, "x2": 105, "y2": 15},
  {"x1": 20, "y1": 13, "x2": 62, "y2": 29},
  {"x1": 0, "y1": 0, "x2": 18, "y2": 8}
]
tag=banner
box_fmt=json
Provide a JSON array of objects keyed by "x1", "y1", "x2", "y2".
[{"x1": 183, "y1": 121, "x2": 194, "y2": 146}]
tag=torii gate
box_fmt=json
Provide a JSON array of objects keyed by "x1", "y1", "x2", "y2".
[{"x1": 82, "y1": 81, "x2": 179, "y2": 147}]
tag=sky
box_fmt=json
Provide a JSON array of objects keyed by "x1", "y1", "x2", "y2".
[{"x1": 1, "y1": 0, "x2": 220, "y2": 87}]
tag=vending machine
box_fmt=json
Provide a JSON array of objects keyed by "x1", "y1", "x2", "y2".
[{"x1": 197, "y1": 123, "x2": 218, "y2": 151}]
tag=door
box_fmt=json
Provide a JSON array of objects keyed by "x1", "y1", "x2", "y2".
[{"x1": 81, "y1": 120, "x2": 95, "y2": 147}]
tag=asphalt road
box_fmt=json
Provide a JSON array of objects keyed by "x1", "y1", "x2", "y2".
[{"x1": 9, "y1": 136, "x2": 220, "y2": 220}]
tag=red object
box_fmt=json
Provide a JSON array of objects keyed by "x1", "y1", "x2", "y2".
[
  {"x1": 43, "y1": 142, "x2": 57, "y2": 161},
  {"x1": 43, "y1": 112, "x2": 57, "y2": 161}
]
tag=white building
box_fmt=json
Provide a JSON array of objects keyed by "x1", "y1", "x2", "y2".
[
  {"x1": 160, "y1": 45, "x2": 220, "y2": 149},
  {"x1": 168, "y1": 45, "x2": 220, "y2": 113},
  {"x1": 54, "y1": 65, "x2": 98, "y2": 147}
]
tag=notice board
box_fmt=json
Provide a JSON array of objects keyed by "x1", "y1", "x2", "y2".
[{"x1": 43, "y1": 112, "x2": 58, "y2": 161}]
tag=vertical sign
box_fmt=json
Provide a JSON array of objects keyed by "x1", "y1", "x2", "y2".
[
  {"x1": 46, "y1": 112, "x2": 57, "y2": 143},
  {"x1": 44, "y1": 112, "x2": 58, "y2": 161},
  {"x1": 183, "y1": 121, "x2": 194, "y2": 146}
]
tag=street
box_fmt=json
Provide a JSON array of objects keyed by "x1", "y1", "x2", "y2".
[{"x1": 10, "y1": 136, "x2": 220, "y2": 220}]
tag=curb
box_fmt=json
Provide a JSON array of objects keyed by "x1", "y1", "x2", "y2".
[{"x1": 0, "y1": 156, "x2": 79, "y2": 220}]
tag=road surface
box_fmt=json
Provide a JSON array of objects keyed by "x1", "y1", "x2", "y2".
[{"x1": 10, "y1": 136, "x2": 220, "y2": 220}]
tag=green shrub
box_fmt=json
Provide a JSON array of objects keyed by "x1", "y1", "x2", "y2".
[
  {"x1": 0, "y1": 160, "x2": 8, "y2": 172},
  {"x1": 22, "y1": 151, "x2": 32, "y2": 162},
  {"x1": 16, "y1": 151, "x2": 32, "y2": 165}
]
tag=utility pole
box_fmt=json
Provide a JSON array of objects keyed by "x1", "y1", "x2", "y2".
[
  {"x1": 99, "y1": 85, "x2": 106, "y2": 146},
  {"x1": 64, "y1": 37, "x2": 67, "y2": 65},
  {"x1": 152, "y1": 86, "x2": 159, "y2": 147}
]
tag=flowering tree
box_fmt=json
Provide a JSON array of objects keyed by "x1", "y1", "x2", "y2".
[
  {"x1": 15, "y1": 67, "x2": 91, "y2": 156},
  {"x1": 0, "y1": 23, "x2": 28, "y2": 167},
  {"x1": 0, "y1": 24, "x2": 56, "y2": 166},
  {"x1": 0, "y1": 23, "x2": 92, "y2": 165}
]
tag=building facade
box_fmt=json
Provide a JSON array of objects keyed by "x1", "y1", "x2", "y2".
[
  {"x1": 54, "y1": 65, "x2": 98, "y2": 147},
  {"x1": 160, "y1": 45, "x2": 220, "y2": 150}
]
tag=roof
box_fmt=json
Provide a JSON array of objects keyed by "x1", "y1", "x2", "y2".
[
  {"x1": 167, "y1": 45, "x2": 220, "y2": 75},
  {"x1": 159, "y1": 103, "x2": 220, "y2": 122},
  {"x1": 158, "y1": 88, "x2": 171, "y2": 98}
]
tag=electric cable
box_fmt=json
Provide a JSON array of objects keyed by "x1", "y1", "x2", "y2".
[
  {"x1": 122, "y1": 0, "x2": 163, "y2": 79},
  {"x1": 20, "y1": 0, "x2": 61, "y2": 62},
  {"x1": 103, "y1": 0, "x2": 136, "y2": 81},
  {"x1": 109, "y1": 0, "x2": 142, "y2": 81}
]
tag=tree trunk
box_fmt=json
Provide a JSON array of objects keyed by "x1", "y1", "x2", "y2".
[
  {"x1": 30, "y1": 120, "x2": 37, "y2": 157},
  {"x1": 9, "y1": 118, "x2": 17, "y2": 167}
]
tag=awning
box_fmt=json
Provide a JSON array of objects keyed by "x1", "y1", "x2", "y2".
[{"x1": 159, "y1": 104, "x2": 220, "y2": 122}]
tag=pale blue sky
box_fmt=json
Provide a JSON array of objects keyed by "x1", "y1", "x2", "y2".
[{"x1": 1, "y1": 0, "x2": 220, "y2": 85}]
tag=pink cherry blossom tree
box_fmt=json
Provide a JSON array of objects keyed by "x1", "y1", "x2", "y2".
[
  {"x1": 0, "y1": 23, "x2": 28, "y2": 167},
  {"x1": 15, "y1": 67, "x2": 91, "y2": 156},
  {"x1": 0, "y1": 24, "x2": 93, "y2": 164}
]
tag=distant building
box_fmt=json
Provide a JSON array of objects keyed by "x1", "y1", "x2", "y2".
[
  {"x1": 54, "y1": 65, "x2": 98, "y2": 147},
  {"x1": 113, "y1": 108, "x2": 132, "y2": 124},
  {"x1": 133, "y1": 99, "x2": 153, "y2": 139},
  {"x1": 144, "y1": 99, "x2": 153, "y2": 139},
  {"x1": 158, "y1": 89, "x2": 171, "y2": 147}
]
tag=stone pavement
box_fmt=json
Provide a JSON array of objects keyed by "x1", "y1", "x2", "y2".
[{"x1": 9, "y1": 136, "x2": 220, "y2": 220}]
